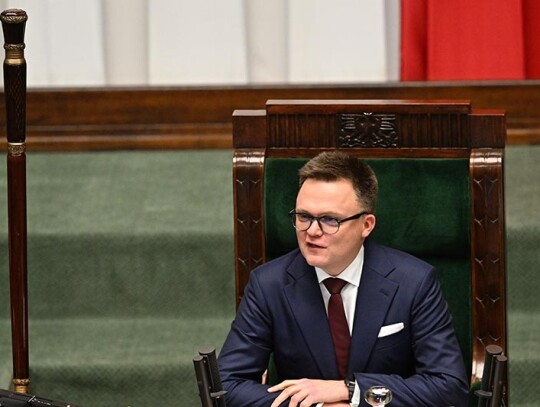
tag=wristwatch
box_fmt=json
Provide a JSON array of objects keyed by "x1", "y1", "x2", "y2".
[{"x1": 344, "y1": 376, "x2": 355, "y2": 402}]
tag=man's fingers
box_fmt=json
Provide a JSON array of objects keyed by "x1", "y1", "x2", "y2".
[
  {"x1": 272, "y1": 385, "x2": 309, "y2": 407},
  {"x1": 268, "y1": 379, "x2": 299, "y2": 392},
  {"x1": 291, "y1": 389, "x2": 313, "y2": 407},
  {"x1": 269, "y1": 381, "x2": 303, "y2": 407},
  {"x1": 269, "y1": 389, "x2": 290, "y2": 407}
]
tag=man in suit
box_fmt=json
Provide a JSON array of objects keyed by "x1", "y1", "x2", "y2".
[{"x1": 218, "y1": 151, "x2": 469, "y2": 406}]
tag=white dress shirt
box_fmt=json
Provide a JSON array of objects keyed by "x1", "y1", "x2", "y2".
[{"x1": 314, "y1": 245, "x2": 364, "y2": 407}]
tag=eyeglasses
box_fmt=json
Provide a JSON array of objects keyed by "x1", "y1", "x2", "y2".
[{"x1": 288, "y1": 209, "x2": 369, "y2": 235}]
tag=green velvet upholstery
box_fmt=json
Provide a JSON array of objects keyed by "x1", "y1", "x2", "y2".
[{"x1": 264, "y1": 157, "x2": 472, "y2": 379}]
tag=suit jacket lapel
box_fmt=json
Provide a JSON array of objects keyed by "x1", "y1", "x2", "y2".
[
  {"x1": 283, "y1": 253, "x2": 340, "y2": 379},
  {"x1": 348, "y1": 242, "x2": 399, "y2": 374}
]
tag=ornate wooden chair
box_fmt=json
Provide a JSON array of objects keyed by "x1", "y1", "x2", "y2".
[{"x1": 231, "y1": 100, "x2": 507, "y2": 403}]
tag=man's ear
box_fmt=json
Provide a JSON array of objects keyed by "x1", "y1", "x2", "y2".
[{"x1": 361, "y1": 214, "x2": 376, "y2": 238}]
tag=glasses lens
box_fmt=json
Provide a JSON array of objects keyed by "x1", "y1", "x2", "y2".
[
  {"x1": 318, "y1": 216, "x2": 340, "y2": 234},
  {"x1": 292, "y1": 213, "x2": 312, "y2": 231}
]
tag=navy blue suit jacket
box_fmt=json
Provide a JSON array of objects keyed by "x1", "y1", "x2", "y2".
[{"x1": 218, "y1": 240, "x2": 469, "y2": 406}]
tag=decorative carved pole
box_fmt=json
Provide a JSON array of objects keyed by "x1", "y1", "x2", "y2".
[{"x1": 1, "y1": 8, "x2": 29, "y2": 394}]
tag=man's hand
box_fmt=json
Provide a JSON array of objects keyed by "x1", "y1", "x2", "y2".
[{"x1": 268, "y1": 378, "x2": 348, "y2": 407}]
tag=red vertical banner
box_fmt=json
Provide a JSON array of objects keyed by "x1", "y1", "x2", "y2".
[
  {"x1": 401, "y1": 0, "x2": 535, "y2": 80},
  {"x1": 523, "y1": 0, "x2": 540, "y2": 78},
  {"x1": 400, "y1": 0, "x2": 428, "y2": 81}
]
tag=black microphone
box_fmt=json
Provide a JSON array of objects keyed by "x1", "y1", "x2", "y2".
[
  {"x1": 475, "y1": 345, "x2": 504, "y2": 407},
  {"x1": 197, "y1": 346, "x2": 227, "y2": 407}
]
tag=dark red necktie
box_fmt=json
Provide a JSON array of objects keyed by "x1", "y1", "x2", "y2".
[{"x1": 323, "y1": 278, "x2": 351, "y2": 379}]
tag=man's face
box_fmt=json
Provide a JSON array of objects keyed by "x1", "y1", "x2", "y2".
[{"x1": 294, "y1": 178, "x2": 375, "y2": 276}]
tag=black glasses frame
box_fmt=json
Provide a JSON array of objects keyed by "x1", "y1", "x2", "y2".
[{"x1": 288, "y1": 209, "x2": 370, "y2": 235}]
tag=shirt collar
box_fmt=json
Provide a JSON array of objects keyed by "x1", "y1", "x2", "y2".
[{"x1": 315, "y1": 245, "x2": 364, "y2": 287}]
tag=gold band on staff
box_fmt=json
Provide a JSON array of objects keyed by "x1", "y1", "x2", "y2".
[
  {"x1": 8, "y1": 142, "x2": 25, "y2": 156},
  {"x1": 12, "y1": 377, "x2": 30, "y2": 393},
  {"x1": 3, "y1": 43, "x2": 25, "y2": 65}
]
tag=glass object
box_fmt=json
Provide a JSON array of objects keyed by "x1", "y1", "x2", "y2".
[{"x1": 364, "y1": 386, "x2": 392, "y2": 406}]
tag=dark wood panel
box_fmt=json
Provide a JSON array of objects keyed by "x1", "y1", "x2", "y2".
[{"x1": 1, "y1": 81, "x2": 539, "y2": 151}]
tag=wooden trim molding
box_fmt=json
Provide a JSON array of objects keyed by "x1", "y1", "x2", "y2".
[{"x1": 1, "y1": 81, "x2": 539, "y2": 151}]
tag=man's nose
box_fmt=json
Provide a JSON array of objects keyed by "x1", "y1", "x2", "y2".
[{"x1": 306, "y1": 219, "x2": 324, "y2": 235}]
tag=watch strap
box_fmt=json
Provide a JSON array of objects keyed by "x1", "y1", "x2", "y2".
[{"x1": 344, "y1": 376, "x2": 355, "y2": 402}]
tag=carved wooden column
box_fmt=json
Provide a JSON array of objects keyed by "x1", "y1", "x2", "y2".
[
  {"x1": 470, "y1": 149, "x2": 507, "y2": 382},
  {"x1": 232, "y1": 110, "x2": 267, "y2": 308},
  {"x1": 233, "y1": 150, "x2": 265, "y2": 308}
]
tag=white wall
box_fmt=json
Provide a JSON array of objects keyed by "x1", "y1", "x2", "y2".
[{"x1": 0, "y1": 0, "x2": 400, "y2": 87}]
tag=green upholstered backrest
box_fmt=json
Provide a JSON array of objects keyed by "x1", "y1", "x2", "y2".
[{"x1": 264, "y1": 157, "x2": 472, "y2": 378}]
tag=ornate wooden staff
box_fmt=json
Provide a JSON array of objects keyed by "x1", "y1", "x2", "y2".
[{"x1": 1, "y1": 8, "x2": 29, "y2": 394}]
